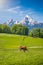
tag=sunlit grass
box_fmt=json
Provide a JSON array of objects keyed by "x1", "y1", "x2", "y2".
[
  {"x1": 0, "y1": 33, "x2": 43, "y2": 48},
  {"x1": 0, "y1": 33, "x2": 43, "y2": 65}
]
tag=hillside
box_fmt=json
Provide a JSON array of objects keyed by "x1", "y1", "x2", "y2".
[
  {"x1": 0, "y1": 34, "x2": 43, "y2": 65},
  {"x1": 0, "y1": 33, "x2": 43, "y2": 48}
]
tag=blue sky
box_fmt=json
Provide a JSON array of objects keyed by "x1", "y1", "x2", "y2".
[{"x1": 0, "y1": 0, "x2": 43, "y2": 23}]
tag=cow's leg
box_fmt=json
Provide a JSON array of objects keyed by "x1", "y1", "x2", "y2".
[{"x1": 23, "y1": 49, "x2": 25, "y2": 52}]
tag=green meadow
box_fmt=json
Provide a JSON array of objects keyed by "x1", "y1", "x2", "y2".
[{"x1": 0, "y1": 33, "x2": 43, "y2": 65}]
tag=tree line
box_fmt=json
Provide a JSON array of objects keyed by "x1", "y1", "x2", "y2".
[
  {"x1": 29, "y1": 28, "x2": 43, "y2": 38},
  {"x1": 0, "y1": 24, "x2": 43, "y2": 38},
  {"x1": 0, "y1": 24, "x2": 28, "y2": 35}
]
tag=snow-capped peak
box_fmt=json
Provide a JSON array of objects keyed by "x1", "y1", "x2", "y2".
[
  {"x1": 20, "y1": 15, "x2": 37, "y2": 26},
  {"x1": 25, "y1": 15, "x2": 31, "y2": 19}
]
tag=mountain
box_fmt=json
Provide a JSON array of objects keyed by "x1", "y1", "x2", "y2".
[
  {"x1": 5, "y1": 19, "x2": 20, "y2": 26},
  {"x1": 5, "y1": 19, "x2": 15, "y2": 26},
  {"x1": 5, "y1": 15, "x2": 43, "y2": 29},
  {"x1": 18, "y1": 15, "x2": 43, "y2": 29},
  {"x1": 19, "y1": 15, "x2": 39, "y2": 26}
]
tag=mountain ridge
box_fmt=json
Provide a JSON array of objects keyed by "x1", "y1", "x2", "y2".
[{"x1": 5, "y1": 15, "x2": 43, "y2": 29}]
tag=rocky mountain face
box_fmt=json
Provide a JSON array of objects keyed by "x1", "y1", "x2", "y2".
[{"x1": 5, "y1": 15, "x2": 43, "y2": 29}]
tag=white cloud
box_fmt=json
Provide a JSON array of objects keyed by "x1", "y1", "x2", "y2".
[
  {"x1": 7, "y1": 6, "x2": 21, "y2": 13},
  {"x1": 7, "y1": 6, "x2": 34, "y2": 15},
  {"x1": 0, "y1": 5, "x2": 43, "y2": 23},
  {"x1": 5, "y1": 6, "x2": 37, "y2": 21}
]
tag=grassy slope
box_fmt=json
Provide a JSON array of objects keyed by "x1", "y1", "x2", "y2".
[
  {"x1": 0, "y1": 33, "x2": 43, "y2": 65},
  {"x1": 0, "y1": 33, "x2": 43, "y2": 48},
  {"x1": 0, "y1": 48, "x2": 43, "y2": 65}
]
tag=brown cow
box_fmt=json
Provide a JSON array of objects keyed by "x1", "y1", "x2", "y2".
[{"x1": 19, "y1": 46, "x2": 28, "y2": 52}]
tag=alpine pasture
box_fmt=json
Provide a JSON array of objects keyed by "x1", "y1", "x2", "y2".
[{"x1": 0, "y1": 33, "x2": 43, "y2": 65}]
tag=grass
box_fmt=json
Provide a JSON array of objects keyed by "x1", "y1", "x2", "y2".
[
  {"x1": 0, "y1": 33, "x2": 43, "y2": 48},
  {"x1": 0, "y1": 33, "x2": 43, "y2": 65}
]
